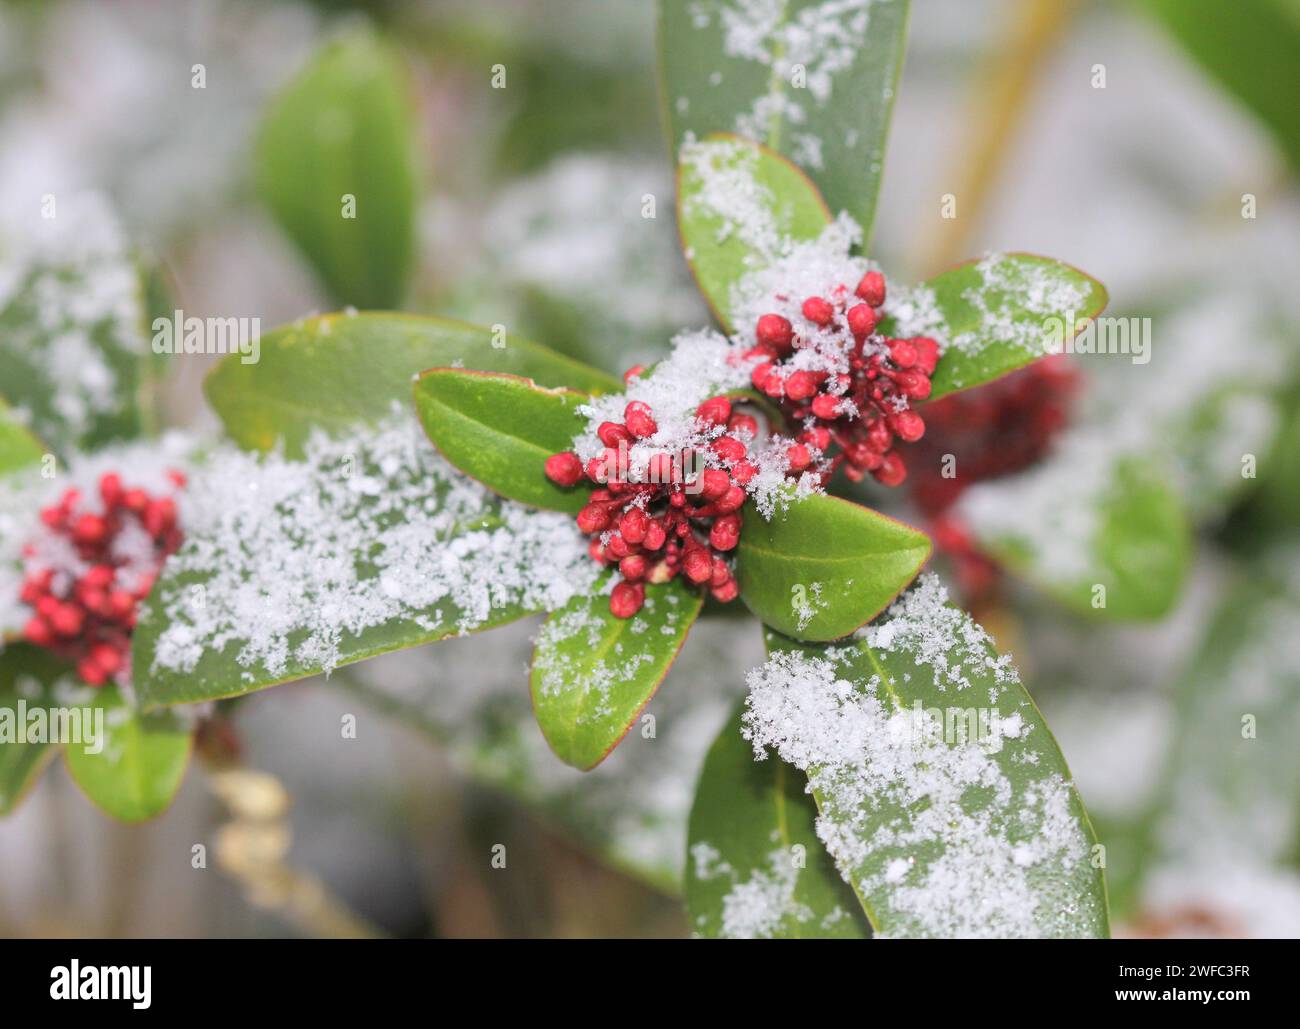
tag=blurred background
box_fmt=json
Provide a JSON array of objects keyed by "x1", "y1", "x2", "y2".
[{"x1": 0, "y1": 0, "x2": 1297, "y2": 937}]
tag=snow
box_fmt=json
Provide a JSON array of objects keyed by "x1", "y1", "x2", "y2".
[
  {"x1": 570, "y1": 328, "x2": 823, "y2": 518},
  {"x1": 741, "y1": 574, "x2": 1103, "y2": 938},
  {"x1": 145, "y1": 412, "x2": 600, "y2": 680},
  {"x1": 0, "y1": 194, "x2": 147, "y2": 452},
  {"x1": 694, "y1": 0, "x2": 880, "y2": 148}
]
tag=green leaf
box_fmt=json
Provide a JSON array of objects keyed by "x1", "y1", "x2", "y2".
[
  {"x1": 414, "y1": 369, "x2": 590, "y2": 513},
  {"x1": 131, "y1": 419, "x2": 597, "y2": 706},
  {"x1": 659, "y1": 0, "x2": 910, "y2": 243},
  {"x1": 0, "y1": 200, "x2": 159, "y2": 455},
  {"x1": 204, "y1": 313, "x2": 619, "y2": 456},
  {"x1": 1146, "y1": 564, "x2": 1300, "y2": 880},
  {"x1": 0, "y1": 398, "x2": 45, "y2": 478},
  {"x1": 255, "y1": 31, "x2": 418, "y2": 309},
  {"x1": 1139, "y1": 0, "x2": 1300, "y2": 173},
  {"x1": 0, "y1": 646, "x2": 72, "y2": 815},
  {"x1": 64, "y1": 685, "x2": 192, "y2": 822},
  {"x1": 677, "y1": 134, "x2": 831, "y2": 331},
  {"x1": 881, "y1": 253, "x2": 1108, "y2": 400},
  {"x1": 965, "y1": 453, "x2": 1190, "y2": 621},
  {"x1": 735, "y1": 491, "x2": 930, "y2": 641},
  {"x1": 755, "y1": 576, "x2": 1110, "y2": 938},
  {"x1": 685, "y1": 703, "x2": 870, "y2": 938},
  {"x1": 531, "y1": 574, "x2": 703, "y2": 770}
]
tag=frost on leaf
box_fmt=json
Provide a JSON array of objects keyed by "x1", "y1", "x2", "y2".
[
  {"x1": 885, "y1": 254, "x2": 1095, "y2": 370},
  {"x1": 744, "y1": 574, "x2": 1108, "y2": 938},
  {"x1": 0, "y1": 194, "x2": 150, "y2": 453},
  {"x1": 688, "y1": 0, "x2": 877, "y2": 165},
  {"x1": 142, "y1": 413, "x2": 599, "y2": 688}
]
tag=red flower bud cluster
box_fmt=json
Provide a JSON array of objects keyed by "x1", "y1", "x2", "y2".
[
  {"x1": 908, "y1": 355, "x2": 1079, "y2": 603},
  {"x1": 747, "y1": 271, "x2": 937, "y2": 487},
  {"x1": 907, "y1": 354, "x2": 1080, "y2": 517},
  {"x1": 18, "y1": 471, "x2": 185, "y2": 686},
  {"x1": 545, "y1": 394, "x2": 757, "y2": 618}
]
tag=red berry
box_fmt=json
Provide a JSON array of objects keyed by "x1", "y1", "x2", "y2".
[
  {"x1": 899, "y1": 370, "x2": 932, "y2": 400},
  {"x1": 755, "y1": 313, "x2": 795, "y2": 352},
  {"x1": 609, "y1": 581, "x2": 646, "y2": 619},
  {"x1": 619, "y1": 554, "x2": 648, "y2": 581},
  {"x1": 108, "y1": 590, "x2": 136, "y2": 620},
  {"x1": 727, "y1": 459, "x2": 754, "y2": 485},
  {"x1": 786, "y1": 444, "x2": 812, "y2": 472},
  {"x1": 624, "y1": 401, "x2": 657, "y2": 438},
  {"x1": 801, "y1": 426, "x2": 832, "y2": 451},
  {"x1": 710, "y1": 558, "x2": 731, "y2": 589},
  {"x1": 889, "y1": 340, "x2": 918, "y2": 368},
  {"x1": 695, "y1": 396, "x2": 732, "y2": 426},
  {"x1": 597, "y1": 421, "x2": 633, "y2": 448},
  {"x1": 750, "y1": 361, "x2": 775, "y2": 390},
  {"x1": 711, "y1": 578, "x2": 739, "y2": 603},
  {"x1": 855, "y1": 270, "x2": 886, "y2": 307},
  {"x1": 890, "y1": 410, "x2": 926, "y2": 443},
  {"x1": 683, "y1": 546, "x2": 713, "y2": 584},
  {"x1": 89, "y1": 643, "x2": 123, "y2": 677},
  {"x1": 576, "y1": 503, "x2": 611, "y2": 534},
  {"x1": 50, "y1": 603, "x2": 85, "y2": 637},
  {"x1": 22, "y1": 616, "x2": 54, "y2": 647},
  {"x1": 699, "y1": 469, "x2": 731, "y2": 501},
  {"x1": 711, "y1": 435, "x2": 747, "y2": 464},
  {"x1": 709, "y1": 514, "x2": 742, "y2": 551},
  {"x1": 802, "y1": 296, "x2": 835, "y2": 326},
  {"x1": 623, "y1": 364, "x2": 646, "y2": 384},
  {"x1": 122, "y1": 488, "x2": 148, "y2": 514},
  {"x1": 619, "y1": 507, "x2": 649, "y2": 544},
  {"x1": 762, "y1": 373, "x2": 785, "y2": 399},
  {"x1": 912, "y1": 337, "x2": 939, "y2": 374},
  {"x1": 727, "y1": 413, "x2": 759, "y2": 439},
  {"x1": 77, "y1": 657, "x2": 108, "y2": 687},
  {"x1": 873, "y1": 452, "x2": 907, "y2": 487},
  {"x1": 544, "y1": 451, "x2": 585, "y2": 487},
  {"x1": 811, "y1": 394, "x2": 841, "y2": 421},
  {"x1": 72, "y1": 513, "x2": 108, "y2": 545},
  {"x1": 644, "y1": 520, "x2": 667, "y2": 551},
  {"x1": 784, "y1": 370, "x2": 820, "y2": 402},
  {"x1": 99, "y1": 473, "x2": 124, "y2": 508},
  {"x1": 847, "y1": 304, "x2": 877, "y2": 338}
]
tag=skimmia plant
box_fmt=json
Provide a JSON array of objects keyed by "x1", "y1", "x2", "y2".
[{"x1": 11, "y1": 0, "x2": 1237, "y2": 939}]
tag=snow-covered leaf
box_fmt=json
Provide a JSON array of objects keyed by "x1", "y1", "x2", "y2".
[
  {"x1": 735, "y1": 491, "x2": 930, "y2": 641},
  {"x1": 685, "y1": 703, "x2": 870, "y2": 938},
  {"x1": 132, "y1": 417, "x2": 601, "y2": 706},
  {"x1": 881, "y1": 253, "x2": 1108, "y2": 400},
  {"x1": 962, "y1": 447, "x2": 1190, "y2": 621},
  {"x1": 256, "y1": 31, "x2": 418, "y2": 309},
  {"x1": 0, "y1": 197, "x2": 160, "y2": 455},
  {"x1": 205, "y1": 313, "x2": 619, "y2": 457},
  {"x1": 413, "y1": 369, "x2": 590, "y2": 514},
  {"x1": 750, "y1": 575, "x2": 1110, "y2": 938},
  {"x1": 65, "y1": 684, "x2": 191, "y2": 822},
  {"x1": 0, "y1": 646, "x2": 69, "y2": 815},
  {"x1": 659, "y1": 0, "x2": 910, "y2": 243},
  {"x1": 1141, "y1": 563, "x2": 1300, "y2": 932},
  {"x1": 0, "y1": 399, "x2": 45, "y2": 479},
  {"x1": 530, "y1": 573, "x2": 702, "y2": 770},
  {"x1": 677, "y1": 134, "x2": 831, "y2": 331}
]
